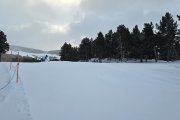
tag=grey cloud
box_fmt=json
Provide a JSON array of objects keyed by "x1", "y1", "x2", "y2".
[
  {"x1": 0, "y1": 0, "x2": 78, "y2": 25},
  {"x1": 77, "y1": 0, "x2": 180, "y2": 31},
  {"x1": 0, "y1": 0, "x2": 179, "y2": 50},
  {"x1": 66, "y1": 0, "x2": 180, "y2": 45},
  {"x1": 2, "y1": 22, "x2": 69, "y2": 50},
  {"x1": 80, "y1": 0, "x2": 174, "y2": 14}
]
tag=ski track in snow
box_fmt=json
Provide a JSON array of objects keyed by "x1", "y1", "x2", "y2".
[{"x1": 0, "y1": 63, "x2": 32, "y2": 120}]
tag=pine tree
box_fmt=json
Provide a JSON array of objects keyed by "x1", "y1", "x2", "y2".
[
  {"x1": 71, "y1": 47, "x2": 79, "y2": 61},
  {"x1": 131, "y1": 25, "x2": 143, "y2": 61},
  {"x1": 177, "y1": 15, "x2": 180, "y2": 21},
  {"x1": 156, "y1": 12, "x2": 178, "y2": 61},
  {"x1": 59, "y1": 12, "x2": 180, "y2": 63},
  {"x1": 79, "y1": 37, "x2": 92, "y2": 61},
  {"x1": 94, "y1": 32, "x2": 105, "y2": 62},
  {"x1": 104, "y1": 30, "x2": 113, "y2": 60},
  {"x1": 60, "y1": 43, "x2": 79, "y2": 61},
  {"x1": 142, "y1": 22, "x2": 155, "y2": 62},
  {"x1": 60, "y1": 42, "x2": 70, "y2": 61},
  {"x1": 177, "y1": 15, "x2": 180, "y2": 39},
  {"x1": 176, "y1": 15, "x2": 180, "y2": 58},
  {"x1": 60, "y1": 43, "x2": 73, "y2": 61},
  {"x1": 0, "y1": 30, "x2": 9, "y2": 61},
  {"x1": 111, "y1": 32, "x2": 119, "y2": 59},
  {"x1": 116, "y1": 25, "x2": 131, "y2": 61}
]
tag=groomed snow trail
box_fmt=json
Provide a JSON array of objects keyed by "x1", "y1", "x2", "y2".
[{"x1": 0, "y1": 63, "x2": 32, "y2": 120}]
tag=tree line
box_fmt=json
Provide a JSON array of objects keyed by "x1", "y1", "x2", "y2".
[
  {"x1": 0, "y1": 30, "x2": 9, "y2": 61},
  {"x1": 60, "y1": 12, "x2": 180, "y2": 62}
]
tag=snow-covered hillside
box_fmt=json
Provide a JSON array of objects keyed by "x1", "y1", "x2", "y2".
[
  {"x1": 0, "y1": 61, "x2": 180, "y2": 120},
  {"x1": 10, "y1": 45, "x2": 45, "y2": 54},
  {"x1": 10, "y1": 45, "x2": 59, "y2": 55},
  {"x1": 6, "y1": 50, "x2": 60, "y2": 61},
  {"x1": 9, "y1": 45, "x2": 60, "y2": 60}
]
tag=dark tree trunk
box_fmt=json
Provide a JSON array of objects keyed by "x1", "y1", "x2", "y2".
[
  {"x1": 140, "y1": 54, "x2": 143, "y2": 63},
  {"x1": 154, "y1": 47, "x2": 158, "y2": 62},
  {"x1": 167, "y1": 49, "x2": 170, "y2": 62},
  {"x1": 145, "y1": 55, "x2": 147, "y2": 62}
]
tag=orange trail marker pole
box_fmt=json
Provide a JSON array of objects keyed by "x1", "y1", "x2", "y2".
[
  {"x1": 6, "y1": 53, "x2": 8, "y2": 63},
  {"x1": 16, "y1": 52, "x2": 20, "y2": 83},
  {"x1": 10, "y1": 51, "x2": 12, "y2": 70},
  {"x1": 5, "y1": 54, "x2": 6, "y2": 62}
]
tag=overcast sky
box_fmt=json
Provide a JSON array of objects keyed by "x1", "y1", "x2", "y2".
[{"x1": 0, "y1": 0, "x2": 179, "y2": 50}]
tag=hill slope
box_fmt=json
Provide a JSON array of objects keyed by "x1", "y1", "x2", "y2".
[
  {"x1": 10, "y1": 45, "x2": 45, "y2": 54},
  {"x1": 10, "y1": 45, "x2": 59, "y2": 55}
]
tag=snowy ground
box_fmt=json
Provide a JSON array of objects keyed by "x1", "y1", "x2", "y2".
[
  {"x1": 0, "y1": 63, "x2": 32, "y2": 120},
  {"x1": 0, "y1": 61, "x2": 180, "y2": 120}
]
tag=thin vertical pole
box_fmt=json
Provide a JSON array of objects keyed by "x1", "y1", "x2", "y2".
[
  {"x1": 16, "y1": 52, "x2": 19, "y2": 83},
  {"x1": 6, "y1": 52, "x2": 8, "y2": 62},
  {"x1": 10, "y1": 51, "x2": 12, "y2": 70}
]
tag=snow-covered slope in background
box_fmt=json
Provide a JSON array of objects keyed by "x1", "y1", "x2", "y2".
[
  {"x1": 10, "y1": 45, "x2": 45, "y2": 54},
  {"x1": 8, "y1": 45, "x2": 60, "y2": 60},
  {"x1": 8, "y1": 51, "x2": 60, "y2": 60},
  {"x1": 10, "y1": 45, "x2": 59, "y2": 55},
  {"x1": 19, "y1": 62, "x2": 180, "y2": 120}
]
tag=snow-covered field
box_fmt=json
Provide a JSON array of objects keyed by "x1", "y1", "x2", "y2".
[{"x1": 0, "y1": 61, "x2": 180, "y2": 120}]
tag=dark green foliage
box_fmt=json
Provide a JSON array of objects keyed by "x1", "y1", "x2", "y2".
[
  {"x1": 104, "y1": 30, "x2": 113, "y2": 59},
  {"x1": 110, "y1": 32, "x2": 119, "y2": 59},
  {"x1": 59, "y1": 12, "x2": 180, "y2": 62},
  {"x1": 60, "y1": 42, "x2": 71, "y2": 61},
  {"x1": 22, "y1": 56, "x2": 41, "y2": 62},
  {"x1": 0, "y1": 30, "x2": 9, "y2": 61},
  {"x1": 93, "y1": 32, "x2": 105, "y2": 62},
  {"x1": 177, "y1": 15, "x2": 180, "y2": 21},
  {"x1": 60, "y1": 42, "x2": 79, "y2": 61},
  {"x1": 177, "y1": 15, "x2": 180, "y2": 48},
  {"x1": 116, "y1": 25, "x2": 131, "y2": 61},
  {"x1": 130, "y1": 25, "x2": 144, "y2": 61},
  {"x1": 79, "y1": 37, "x2": 92, "y2": 61},
  {"x1": 71, "y1": 47, "x2": 79, "y2": 61},
  {"x1": 156, "y1": 12, "x2": 178, "y2": 61},
  {"x1": 142, "y1": 22, "x2": 156, "y2": 61}
]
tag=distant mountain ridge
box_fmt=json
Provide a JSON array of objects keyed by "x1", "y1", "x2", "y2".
[
  {"x1": 47, "y1": 50, "x2": 60, "y2": 55},
  {"x1": 10, "y1": 45, "x2": 59, "y2": 55}
]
